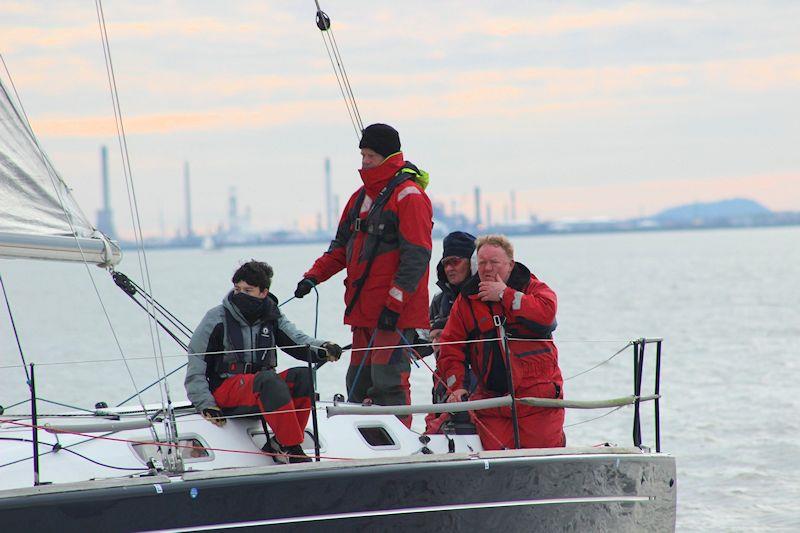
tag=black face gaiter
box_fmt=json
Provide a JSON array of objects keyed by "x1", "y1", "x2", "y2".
[{"x1": 229, "y1": 292, "x2": 266, "y2": 324}]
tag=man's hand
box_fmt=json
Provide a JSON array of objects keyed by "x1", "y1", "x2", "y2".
[
  {"x1": 446, "y1": 388, "x2": 469, "y2": 403},
  {"x1": 478, "y1": 273, "x2": 507, "y2": 302},
  {"x1": 202, "y1": 407, "x2": 227, "y2": 427},
  {"x1": 294, "y1": 278, "x2": 316, "y2": 299},
  {"x1": 377, "y1": 307, "x2": 400, "y2": 331},
  {"x1": 320, "y1": 341, "x2": 342, "y2": 362}
]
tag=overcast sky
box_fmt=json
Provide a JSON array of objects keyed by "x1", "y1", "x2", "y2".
[{"x1": 2, "y1": 1, "x2": 799, "y2": 237}]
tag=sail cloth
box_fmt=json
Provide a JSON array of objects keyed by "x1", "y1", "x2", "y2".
[{"x1": 0, "y1": 77, "x2": 121, "y2": 266}]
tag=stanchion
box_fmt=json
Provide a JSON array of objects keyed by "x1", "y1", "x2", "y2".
[
  {"x1": 306, "y1": 346, "x2": 321, "y2": 461},
  {"x1": 29, "y1": 363, "x2": 40, "y2": 485}
]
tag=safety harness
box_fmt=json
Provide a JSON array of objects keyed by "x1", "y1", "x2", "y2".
[{"x1": 344, "y1": 162, "x2": 428, "y2": 316}]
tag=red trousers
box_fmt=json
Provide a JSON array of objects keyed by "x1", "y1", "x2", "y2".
[
  {"x1": 347, "y1": 327, "x2": 412, "y2": 428},
  {"x1": 212, "y1": 368, "x2": 311, "y2": 446},
  {"x1": 471, "y1": 382, "x2": 566, "y2": 450}
]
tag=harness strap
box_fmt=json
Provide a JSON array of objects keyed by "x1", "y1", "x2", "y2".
[
  {"x1": 221, "y1": 308, "x2": 274, "y2": 374},
  {"x1": 344, "y1": 167, "x2": 417, "y2": 316}
]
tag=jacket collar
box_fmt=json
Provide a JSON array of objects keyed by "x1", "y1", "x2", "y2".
[
  {"x1": 358, "y1": 152, "x2": 405, "y2": 197},
  {"x1": 461, "y1": 261, "x2": 532, "y2": 297}
]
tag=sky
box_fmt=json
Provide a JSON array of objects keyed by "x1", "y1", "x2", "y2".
[{"x1": 1, "y1": 1, "x2": 799, "y2": 238}]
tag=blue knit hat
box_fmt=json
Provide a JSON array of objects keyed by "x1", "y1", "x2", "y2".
[{"x1": 442, "y1": 231, "x2": 476, "y2": 260}]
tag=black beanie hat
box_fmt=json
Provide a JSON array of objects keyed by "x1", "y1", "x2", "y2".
[
  {"x1": 442, "y1": 231, "x2": 476, "y2": 260},
  {"x1": 359, "y1": 123, "x2": 401, "y2": 158}
]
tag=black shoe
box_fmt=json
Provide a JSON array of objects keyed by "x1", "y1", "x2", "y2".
[
  {"x1": 262, "y1": 437, "x2": 290, "y2": 464},
  {"x1": 284, "y1": 444, "x2": 312, "y2": 463}
]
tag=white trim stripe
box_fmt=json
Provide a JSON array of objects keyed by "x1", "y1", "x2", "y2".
[
  {"x1": 149, "y1": 495, "x2": 653, "y2": 531},
  {"x1": 389, "y1": 286, "x2": 403, "y2": 302},
  {"x1": 396, "y1": 185, "x2": 420, "y2": 202},
  {"x1": 512, "y1": 291, "x2": 523, "y2": 310}
]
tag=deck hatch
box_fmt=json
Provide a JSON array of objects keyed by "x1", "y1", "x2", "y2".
[{"x1": 357, "y1": 426, "x2": 396, "y2": 447}]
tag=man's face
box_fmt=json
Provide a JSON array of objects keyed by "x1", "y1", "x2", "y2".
[
  {"x1": 233, "y1": 280, "x2": 268, "y2": 299},
  {"x1": 360, "y1": 148, "x2": 384, "y2": 170},
  {"x1": 441, "y1": 256, "x2": 470, "y2": 286},
  {"x1": 477, "y1": 244, "x2": 514, "y2": 283}
]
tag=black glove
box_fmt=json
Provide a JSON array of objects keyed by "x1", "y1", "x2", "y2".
[
  {"x1": 377, "y1": 307, "x2": 400, "y2": 331},
  {"x1": 202, "y1": 407, "x2": 226, "y2": 427},
  {"x1": 294, "y1": 278, "x2": 316, "y2": 298},
  {"x1": 319, "y1": 341, "x2": 342, "y2": 362}
]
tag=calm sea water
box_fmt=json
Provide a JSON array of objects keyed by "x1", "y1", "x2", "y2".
[{"x1": 2, "y1": 227, "x2": 799, "y2": 531}]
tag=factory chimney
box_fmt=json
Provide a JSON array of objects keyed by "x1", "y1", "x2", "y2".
[
  {"x1": 184, "y1": 161, "x2": 193, "y2": 238},
  {"x1": 96, "y1": 145, "x2": 117, "y2": 239},
  {"x1": 474, "y1": 186, "x2": 482, "y2": 227}
]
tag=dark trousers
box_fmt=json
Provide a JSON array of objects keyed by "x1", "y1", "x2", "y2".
[
  {"x1": 213, "y1": 368, "x2": 311, "y2": 446},
  {"x1": 347, "y1": 327, "x2": 412, "y2": 428}
]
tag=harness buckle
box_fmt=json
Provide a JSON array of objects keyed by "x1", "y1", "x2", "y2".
[
  {"x1": 492, "y1": 315, "x2": 502, "y2": 327},
  {"x1": 243, "y1": 362, "x2": 253, "y2": 374},
  {"x1": 354, "y1": 218, "x2": 363, "y2": 232}
]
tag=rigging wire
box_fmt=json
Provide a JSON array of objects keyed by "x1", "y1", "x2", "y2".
[
  {"x1": 314, "y1": 1, "x2": 363, "y2": 138},
  {"x1": 94, "y1": 1, "x2": 182, "y2": 466},
  {"x1": 94, "y1": 0, "x2": 169, "y2": 410},
  {"x1": 0, "y1": 274, "x2": 30, "y2": 383},
  {"x1": 0, "y1": 437, "x2": 148, "y2": 472}
]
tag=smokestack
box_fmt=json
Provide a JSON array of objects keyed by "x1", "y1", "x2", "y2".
[
  {"x1": 325, "y1": 157, "x2": 333, "y2": 232},
  {"x1": 228, "y1": 187, "x2": 238, "y2": 232},
  {"x1": 474, "y1": 186, "x2": 482, "y2": 226},
  {"x1": 184, "y1": 161, "x2": 193, "y2": 238},
  {"x1": 486, "y1": 203, "x2": 492, "y2": 229},
  {"x1": 96, "y1": 145, "x2": 116, "y2": 239}
]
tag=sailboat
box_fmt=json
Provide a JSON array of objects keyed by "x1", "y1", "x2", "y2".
[{"x1": 0, "y1": 7, "x2": 676, "y2": 532}]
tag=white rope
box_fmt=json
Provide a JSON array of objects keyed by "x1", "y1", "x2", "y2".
[{"x1": 0, "y1": 338, "x2": 643, "y2": 369}]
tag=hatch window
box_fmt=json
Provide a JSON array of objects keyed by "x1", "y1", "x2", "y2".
[
  {"x1": 131, "y1": 435, "x2": 212, "y2": 464},
  {"x1": 357, "y1": 426, "x2": 396, "y2": 448}
]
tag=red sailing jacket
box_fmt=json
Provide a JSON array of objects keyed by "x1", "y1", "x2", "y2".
[
  {"x1": 304, "y1": 152, "x2": 433, "y2": 329},
  {"x1": 438, "y1": 262, "x2": 563, "y2": 404}
]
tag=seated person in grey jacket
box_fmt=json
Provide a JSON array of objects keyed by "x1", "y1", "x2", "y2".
[{"x1": 185, "y1": 260, "x2": 341, "y2": 463}]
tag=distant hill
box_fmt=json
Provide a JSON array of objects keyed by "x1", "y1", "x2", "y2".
[{"x1": 653, "y1": 198, "x2": 772, "y2": 222}]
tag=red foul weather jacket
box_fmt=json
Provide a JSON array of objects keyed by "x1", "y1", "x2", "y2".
[
  {"x1": 437, "y1": 262, "x2": 565, "y2": 448},
  {"x1": 304, "y1": 152, "x2": 432, "y2": 329}
]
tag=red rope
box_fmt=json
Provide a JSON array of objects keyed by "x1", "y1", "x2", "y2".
[{"x1": 0, "y1": 417, "x2": 354, "y2": 462}]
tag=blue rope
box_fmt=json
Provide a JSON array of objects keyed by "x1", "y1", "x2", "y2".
[
  {"x1": 395, "y1": 329, "x2": 421, "y2": 368},
  {"x1": 346, "y1": 329, "x2": 377, "y2": 402}
]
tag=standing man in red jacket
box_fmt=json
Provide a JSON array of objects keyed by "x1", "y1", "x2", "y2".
[
  {"x1": 294, "y1": 124, "x2": 433, "y2": 427},
  {"x1": 438, "y1": 234, "x2": 566, "y2": 449}
]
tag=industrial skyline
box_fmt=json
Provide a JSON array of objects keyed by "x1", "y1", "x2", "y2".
[{"x1": 93, "y1": 147, "x2": 798, "y2": 248}]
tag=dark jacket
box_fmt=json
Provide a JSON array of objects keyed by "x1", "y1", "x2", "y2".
[
  {"x1": 185, "y1": 292, "x2": 324, "y2": 412},
  {"x1": 429, "y1": 260, "x2": 470, "y2": 331},
  {"x1": 304, "y1": 152, "x2": 433, "y2": 329}
]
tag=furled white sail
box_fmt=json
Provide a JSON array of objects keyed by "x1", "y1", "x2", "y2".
[{"x1": 0, "y1": 77, "x2": 121, "y2": 266}]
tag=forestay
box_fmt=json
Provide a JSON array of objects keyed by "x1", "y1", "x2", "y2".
[{"x1": 0, "y1": 77, "x2": 120, "y2": 266}]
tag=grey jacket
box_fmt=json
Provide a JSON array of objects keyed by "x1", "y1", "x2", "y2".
[{"x1": 184, "y1": 292, "x2": 324, "y2": 412}]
